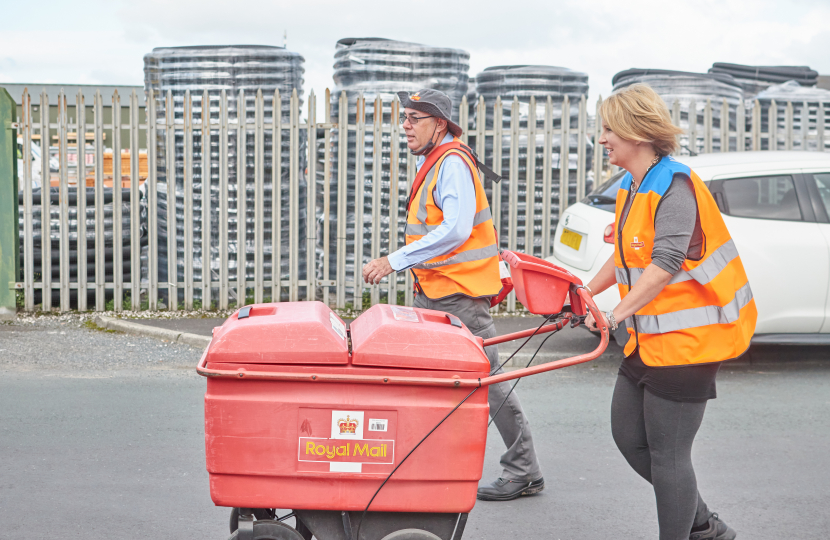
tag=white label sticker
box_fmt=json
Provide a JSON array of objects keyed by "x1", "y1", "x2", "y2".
[
  {"x1": 329, "y1": 312, "x2": 347, "y2": 340},
  {"x1": 368, "y1": 419, "x2": 388, "y2": 432},
  {"x1": 330, "y1": 462, "x2": 362, "y2": 473},
  {"x1": 391, "y1": 306, "x2": 420, "y2": 323}
]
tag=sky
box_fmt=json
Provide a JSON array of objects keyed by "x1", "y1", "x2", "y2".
[{"x1": 2, "y1": 0, "x2": 829, "y2": 109}]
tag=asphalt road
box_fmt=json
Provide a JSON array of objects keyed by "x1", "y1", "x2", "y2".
[{"x1": 1, "y1": 316, "x2": 829, "y2": 539}]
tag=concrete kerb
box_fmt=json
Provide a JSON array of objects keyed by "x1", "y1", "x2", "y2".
[{"x1": 93, "y1": 315, "x2": 212, "y2": 349}]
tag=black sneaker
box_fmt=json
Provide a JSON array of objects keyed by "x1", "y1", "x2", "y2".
[
  {"x1": 476, "y1": 477, "x2": 545, "y2": 501},
  {"x1": 690, "y1": 513, "x2": 737, "y2": 540}
]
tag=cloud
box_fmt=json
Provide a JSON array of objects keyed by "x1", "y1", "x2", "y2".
[
  {"x1": 0, "y1": 30, "x2": 145, "y2": 85},
  {"x1": 2, "y1": 0, "x2": 828, "y2": 108}
]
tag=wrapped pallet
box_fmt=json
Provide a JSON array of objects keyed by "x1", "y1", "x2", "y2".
[
  {"x1": 752, "y1": 81, "x2": 830, "y2": 151},
  {"x1": 144, "y1": 45, "x2": 306, "y2": 304},
  {"x1": 473, "y1": 65, "x2": 592, "y2": 256}
]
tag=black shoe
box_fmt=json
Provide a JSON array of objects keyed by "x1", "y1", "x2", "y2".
[
  {"x1": 476, "y1": 477, "x2": 545, "y2": 501},
  {"x1": 690, "y1": 513, "x2": 737, "y2": 540}
]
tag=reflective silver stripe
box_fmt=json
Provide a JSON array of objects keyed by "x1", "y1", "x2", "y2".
[
  {"x1": 615, "y1": 240, "x2": 739, "y2": 287},
  {"x1": 617, "y1": 266, "x2": 690, "y2": 287},
  {"x1": 407, "y1": 207, "x2": 491, "y2": 237},
  {"x1": 685, "y1": 239, "x2": 740, "y2": 285},
  {"x1": 616, "y1": 266, "x2": 652, "y2": 286},
  {"x1": 405, "y1": 223, "x2": 439, "y2": 236},
  {"x1": 615, "y1": 266, "x2": 641, "y2": 286},
  {"x1": 416, "y1": 164, "x2": 438, "y2": 224},
  {"x1": 412, "y1": 243, "x2": 499, "y2": 270},
  {"x1": 472, "y1": 207, "x2": 492, "y2": 227},
  {"x1": 635, "y1": 281, "x2": 753, "y2": 334},
  {"x1": 668, "y1": 270, "x2": 694, "y2": 285}
]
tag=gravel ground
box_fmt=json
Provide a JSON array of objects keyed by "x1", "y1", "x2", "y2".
[
  {"x1": 0, "y1": 311, "x2": 621, "y2": 374},
  {"x1": 0, "y1": 314, "x2": 203, "y2": 372}
]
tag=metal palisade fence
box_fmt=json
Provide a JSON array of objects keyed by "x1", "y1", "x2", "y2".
[{"x1": 12, "y1": 87, "x2": 830, "y2": 313}]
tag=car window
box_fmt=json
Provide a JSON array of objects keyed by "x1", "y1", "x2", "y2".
[
  {"x1": 721, "y1": 175, "x2": 802, "y2": 221},
  {"x1": 810, "y1": 173, "x2": 830, "y2": 216},
  {"x1": 583, "y1": 171, "x2": 625, "y2": 211}
]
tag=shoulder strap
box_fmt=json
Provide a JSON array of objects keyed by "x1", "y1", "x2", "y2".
[
  {"x1": 406, "y1": 141, "x2": 454, "y2": 212},
  {"x1": 406, "y1": 141, "x2": 503, "y2": 212},
  {"x1": 458, "y1": 142, "x2": 502, "y2": 185}
]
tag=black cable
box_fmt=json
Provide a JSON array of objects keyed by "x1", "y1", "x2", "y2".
[
  {"x1": 354, "y1": 314, "x2": 565, "y2": 540},
  {"x1": 355, "y1": 386, "x2": 481, "y2": 540},
  {"x1": 488, "y1": 326, "x2": 560, "y2": 427},
  {"x1": 491, "y1": 314, "x2": 558, "y2": 375}
]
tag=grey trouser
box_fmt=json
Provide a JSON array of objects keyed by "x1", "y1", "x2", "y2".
[
  {"x1": 413, "y1": 293, "x2": 542, "y2": 481},
  {"x1": 611, "y1": 374, "x2": 713, "y2": 540}
]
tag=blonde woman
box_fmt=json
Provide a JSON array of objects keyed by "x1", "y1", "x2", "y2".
[{"x1": 583, "y1": 84, "x2": 756, "y2": 540}]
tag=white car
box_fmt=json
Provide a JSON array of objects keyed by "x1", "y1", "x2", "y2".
[{"x1": 548, "y1": 151, "x2": 830, "y2": 345}]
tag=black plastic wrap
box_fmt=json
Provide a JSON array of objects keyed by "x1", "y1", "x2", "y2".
[
  {"x1": 711, "y1": 63, "x2": 818, "y2": 83},
  {"x1": 17, "y1": 187, "x2": 148, "y2": 308}
]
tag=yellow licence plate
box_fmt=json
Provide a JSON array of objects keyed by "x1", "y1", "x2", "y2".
[{"x1": 560, "y1": 228, "x2": 583, "y2": 251}]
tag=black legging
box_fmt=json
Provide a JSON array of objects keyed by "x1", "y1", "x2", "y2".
[{"x1": 611, "y1": 374, "x2": 713, "y2": 540}]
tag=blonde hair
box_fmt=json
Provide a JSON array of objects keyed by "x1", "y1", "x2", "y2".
[{"x1": 599, "y1": 83, "x2": 683, "y2": 157}]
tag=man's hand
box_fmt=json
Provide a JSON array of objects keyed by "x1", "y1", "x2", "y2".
[{"x1": 363, "y1": 256, "x2": 394, "y2": 285}]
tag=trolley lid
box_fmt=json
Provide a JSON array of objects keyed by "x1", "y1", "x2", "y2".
[
  {"x1": 349, "y1": 304, "x2": 491, "y2": 372},
  {"x1": 205, "y1": 301, "x2": 350, "y2": 365}
]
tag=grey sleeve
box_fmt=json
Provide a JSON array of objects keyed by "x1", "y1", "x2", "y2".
[{"x1": 651, "y1": 173, "x2": 699, "y2": 275}]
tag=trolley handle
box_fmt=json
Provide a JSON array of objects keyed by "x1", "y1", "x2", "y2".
[{"x1": 196, "y1": 289, "x2": 609, "y2": 388}]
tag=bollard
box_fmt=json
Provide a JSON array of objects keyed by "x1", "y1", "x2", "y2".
[{"x1": 0, "y1": 88, "x2": 20, "y2": 320}]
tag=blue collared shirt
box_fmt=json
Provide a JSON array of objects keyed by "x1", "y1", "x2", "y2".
[{"x1": 388, "y1": 133, "x2": 477, "y2": 272}]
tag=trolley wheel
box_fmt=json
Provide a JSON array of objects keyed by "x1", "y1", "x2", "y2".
[
  {"x1": 229, "y1": 508, "x2": 277, "y2": 533},
  {"x1": 380, "y1": 529, "x2": 442, "y2": 540},
  {"x1": 228, "y1": 520, "x2": 306, "y2": 540}
]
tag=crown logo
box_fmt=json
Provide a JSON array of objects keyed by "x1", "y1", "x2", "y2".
[{"x1": 337, "y1": 415, "x2": 359, "y2": 434}]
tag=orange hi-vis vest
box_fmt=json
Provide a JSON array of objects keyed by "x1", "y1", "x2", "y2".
[
  {"x1": 405, "y1": 138, "x2": 502, "y2": 300},
  {"x1": 614, "y1": 156, "x2": 757, "y2": 367}
]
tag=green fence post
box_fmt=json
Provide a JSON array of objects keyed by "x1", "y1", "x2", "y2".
[{"x1": 0, "y1": 88, "x2": 20, "y2": 320}]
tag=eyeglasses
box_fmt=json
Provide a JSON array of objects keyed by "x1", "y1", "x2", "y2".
[{"x1": 399, "y1": 113, "x2": 434, "y2": 125}]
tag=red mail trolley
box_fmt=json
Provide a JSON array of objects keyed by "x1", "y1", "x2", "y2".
[{"x1": 197, "y1": 251, "x2": 610, "y2": 540}]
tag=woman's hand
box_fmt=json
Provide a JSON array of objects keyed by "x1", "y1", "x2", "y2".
[
  {"x1": 584, "y1": 310, "x2": 611, "y2": 332},
  {"x1": 584, "y1": 311, "x2": 599, "y2": 331}
]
